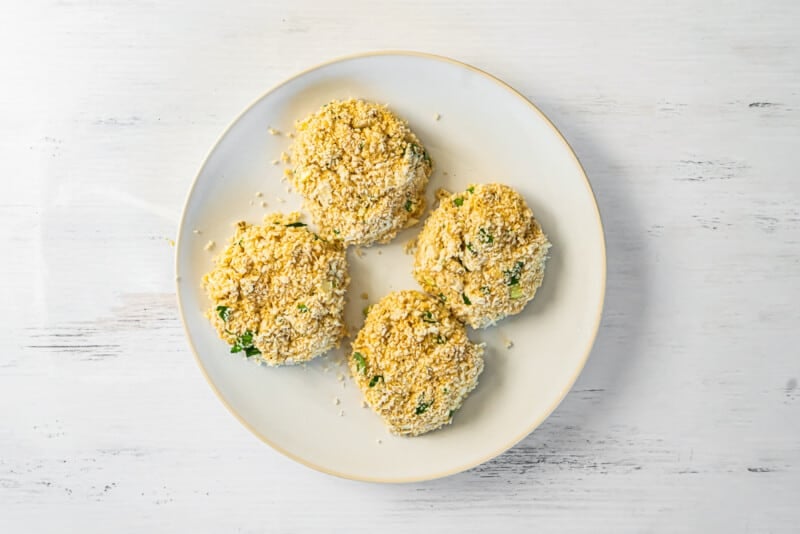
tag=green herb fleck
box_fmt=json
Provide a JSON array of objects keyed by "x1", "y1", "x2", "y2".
[
  {"x1": 404, "y1": 199, "x2": 413, "y2": 212},
  {"x1": 453, "y1": 197, "x2": 464, "y2": 207},
  {"x1": 216, "y1": 305, "x2": 230, "y2": 322},
  {"x1": 362, "y1": 305, "x2": 371, "y2": 318},
  {"x1": 368, "y1": 375, "x2": 383, "y2": 388},
  {"x1": 352, "y1": 352, "x2": 367, "y2": 375},
  {"x1": 285, "y1": 222, "x2": 307, "y2": 228},
  {"x1": 504, "y1": 261, "x2": 524, "y2": 286},
  {"x1": 438, "y1": 293, "x2": 447, "y2": 303},
  {"x1": 297, "y1": 303, "x2": 308, "y2": 313},
  {"x1": 230, "y1": 330, "x2": 260, "y2": 357},
  {"x1": 478, "y1": 227, "x2": 494, "y2": 244},
  {"x1": 333, "y1": 229, "x2": 340, "y2": 235},
  {"x1": 462, "y1": 292, "x2": 471, "y2": 305},
  {"x1": 435, "y1": 334, "x2": 445, "y2": 344},
  {"x1": 510, "y1": 284, "x2": 524, "y2": 299},
  {"x1": 421, "y1": 310, "x2": 436, "y2": 324},
  {"x1": 467, "y1": 186, "x2": 475, "y2": 194},
  {"x1": 237, "y1": 239, "x2": 244, "y2": 248},
  {"x1": 415, "y1": 400, "x2": 431, "y2": 415},
  {"x1": 448, "y1": 409, "x2": 455, "y2": 419},
  {"x1": 466, "y1": 242, "x2": 476, "y2": 254},
  {"x1": 481, "y1": 285, "x2": 491, "y2": 296},
  {"x1": 358, "y1": 141, "x2": 365, "y2": 150}
]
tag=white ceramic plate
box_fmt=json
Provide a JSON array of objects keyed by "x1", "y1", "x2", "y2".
[{"x1": 176, "y1": 52, "x2": 605, "y2": 482}]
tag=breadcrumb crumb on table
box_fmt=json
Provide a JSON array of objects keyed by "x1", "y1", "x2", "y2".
[{"x1": 204, "y1": 240, "x2": 215, "y2": 251}]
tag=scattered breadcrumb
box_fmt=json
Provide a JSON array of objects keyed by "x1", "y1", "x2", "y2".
[
  {"x1": 434, "y1": 113, "x2": 441, "y2": 121},
  {"x1": 361, "y1": 400, "x2": 368, "y2": 408},
  {"x1": 337, "y1": 373, "x2": 344, "y2": 382},
  {"x1": 271, "y1": 159, "x2": 279, "y2": 165},
  {"x1": 504, "y1": 339, "x2": 514, "y2": 349},
  {"x1": 338, "y1": 410, "x2": 344, "y2": 417},
  {"x1": 249, "y1": 200, "x2": 254, "y2": 206},
  {"x1": 167, "y1": 238, "x2": 175, "y2": 247},
  {"x1": 255, "y1": 191, "x2": 263, "y2": 197},
  {"x1": 175, "y1": 276, "x2": 181, "y2": 282},
  {"x1": 280, "y1": 151, "x2": 290, "y2": 163},
  {"x1": 287, "y1": 132, "x2": 294, "y2": 138},
  {"x1": 376, "y1": 439, "x2": 382, "y2": 444},
  {"x1": 204, "y1": 240, "x2": 215, "y2": 251},
  {"x1": 261, "y1": 201, "x2": 268, "y2": 208},
  {"x1": 333, "y1": 397, "x2": 340, "y2": 405},
  {"x1": 354, "y1": 247, "x2": 364, "y2": 258},
  {"x1": 193, "y1": 229, "x2": 201, "y2": 235},
  {"x1": 268, "y1": 127, "x2": 280, "y2": 135},
  {"x1": 360, "y1": 292, "x2": 369, "y2": 300},
  {"x1": 276, "y1": 197, "x2": 285, "y2": 203},
  {"x1": 403, "y1": 238, "x2": 417, "y2": 254}
]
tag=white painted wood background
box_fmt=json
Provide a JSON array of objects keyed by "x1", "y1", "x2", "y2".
[{"x1": 1, "y1": 0, "x2": 798, "y2": 531}]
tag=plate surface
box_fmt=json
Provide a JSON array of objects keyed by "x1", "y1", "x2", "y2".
[{"x1": 176, "y1": 52, "x2": 605, "y2": 482}]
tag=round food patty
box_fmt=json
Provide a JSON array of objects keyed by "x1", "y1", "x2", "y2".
[
  {"x1": 202, "y1": 212, "x2": 349, "y2": 365},
  {"x1": 413, "y1": 183, "x2": 551, "y2": 328},
  {"x1": 349, "y1": 290, "x2": 484, "y2": 436},
  {"x1": 288, "y1": 99, "x2": 432, "y2": 246}
]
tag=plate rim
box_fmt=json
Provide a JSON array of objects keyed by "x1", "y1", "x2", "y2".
[{"x1": 175, "y1": 50, "x2": 607, "y2": 483}]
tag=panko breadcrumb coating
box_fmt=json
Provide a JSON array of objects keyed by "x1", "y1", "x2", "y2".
[
  {"x1": 349, "y1": 290, "x2": 484, "y2": 436},
  {"x1": 287, "y1": 99, "x2": 432, "y2": 246},
  {"x1": 413, "y1": 183, "x2": 551, "y2": 328},
  {"x1": 202, "y1": 212, "x2": 349, "y2": 365}
]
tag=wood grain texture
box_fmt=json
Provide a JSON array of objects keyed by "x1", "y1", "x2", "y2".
[{"x1": 1, "y1": 0, "x2": 798, "y2": 531}]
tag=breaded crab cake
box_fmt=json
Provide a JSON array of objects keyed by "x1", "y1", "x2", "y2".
[
  {"x1": 287, "y1": 99, "x2": 432, "y2": 246},
  {"x1": 349, "y1": 290, "x2": 484, "y2": 436},
  {"x1": 202, "y1": 212, "x2": 349, "y2": 365},
  {"x1": 413, "y1": 183, "x2": 551, "y2": 328}
]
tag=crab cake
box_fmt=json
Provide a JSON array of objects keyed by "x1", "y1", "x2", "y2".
[
  {"x1": 349, "y1": 290, "x2": 484, "y2": 436},
  {"x1": 287, "y1": 99, "x2": 432, "y2": 246},
  {"x1": 202, "y1": 212, "x2": 349, "y2": 365},
  {"x1": 413, "y1": 183, "x2": 551, "y2": 329}
]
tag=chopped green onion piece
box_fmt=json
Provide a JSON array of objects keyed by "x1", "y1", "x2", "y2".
[
  {"x1": 369, "y1": 375, "x2": 383, "y2": 388},
  {"x1": 244, "y1": 346, "x2": 261, "y2": 357},
  {"x1": 352, "y1": 352, "x2": 367, "y2": 375},
  {"x1": 435, "y1": 334, "x2": 445, "y2": 344},
  {"x1": 216, "y1": 305, "x2": 230, "y2": 322},
  {"x1": 466, "y1": 242, "x2": 476, "y2": 254},
  {"x1": 510, "y1": 284, "x2": 524, "y2": 299},
  {"x1": 438, "y1": 293, "x2": 446, "y2": 302},
  {"x1": 421, "y1": 310, "x2": 436, "y2": 323},
  {"x1": 285, "y1": 222, "x2": 307, "y2": 228},
  {"x1": 478, "y1": 227, "x2": 494, "y2": 244},
  {"x1": 462, "y1": 293, "x2": 471, "y2": 305},
  {"x1": 404, "y1": 200, "x2": 413, "y2": 212},
  {"x1": 415, "y1": 401, "x2": 431, "y2": 415},
  {"x1": 297, "y1": 303, "x2": 308, "y2": 313},
  {"x1": 467, "y1": 186, "x2": 475, "y2": 194},
  {"x1": 453, "y1": 197, "x2": 464, "y2": 207}
]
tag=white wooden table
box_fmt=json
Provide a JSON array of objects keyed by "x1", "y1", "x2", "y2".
[{"x1": 2, "y1": 1, "x2": 798, "y2": 531}]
